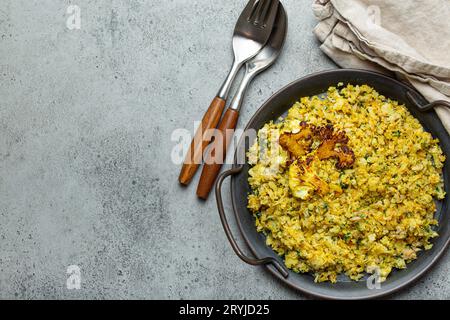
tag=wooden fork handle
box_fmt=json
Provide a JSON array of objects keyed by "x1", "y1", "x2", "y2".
[
  {"x1": 179, "y1": 97, "x2": 226, "y2": 185},
  {"x1": 197, "y1": 108, "x2": 239, "y2": 199}
]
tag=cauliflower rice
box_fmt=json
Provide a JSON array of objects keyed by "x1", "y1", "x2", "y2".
[{"x1": 247, "y1": 84, "x2": 446, "y2": 283}]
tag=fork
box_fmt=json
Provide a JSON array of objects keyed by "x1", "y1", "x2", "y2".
[{"x1": 179, "y1": 0, "x2": 279, "y2": 185}]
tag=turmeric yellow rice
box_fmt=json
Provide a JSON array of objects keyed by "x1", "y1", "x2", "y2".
[{"x1": 247, "y1": 84, "x2": 446, "y2": 283}]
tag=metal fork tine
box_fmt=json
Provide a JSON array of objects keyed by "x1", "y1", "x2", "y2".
[
  {"x1": 251, "y1": 0, "x2": 266, "y2": 23},
  {"x1": 255, "y1": 0, "x2": 271, "y2": 25},
  {"x1": 264, "y1": 0, "x2": 279, "y2": 25},
  {"x1": 241, "y1": 0, "x2": 259, "y2": 21}
]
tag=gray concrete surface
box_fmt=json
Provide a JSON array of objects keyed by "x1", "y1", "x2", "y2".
[{"x1": 0, "y1": 0, "x2": 448, "y2": 299}]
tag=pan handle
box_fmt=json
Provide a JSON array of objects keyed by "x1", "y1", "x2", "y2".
[
  {"x1": 215, "y1": 166, "x2": 289, "y2": 279},
  {"x1": 406, "y1": 91, "x2": 450, "y2": 112}
]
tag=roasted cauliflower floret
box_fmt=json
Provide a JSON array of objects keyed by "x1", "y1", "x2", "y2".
[
  {"x1": 280, "y1": 122, "x2": 355, "y2": 169},
  {"x1": 279, "y1": 122, "x2": 314, "y2": 158},
  {"x1": 316, "y1": 140, "x2": 355, "y2": 169},
  {"x1": 288, "y1": 161, "x2": 329, "y2": 200}
]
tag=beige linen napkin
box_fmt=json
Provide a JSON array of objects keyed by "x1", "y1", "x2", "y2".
[{"x1": 312, "y1": 0, "x2": 450, "y2": 134}]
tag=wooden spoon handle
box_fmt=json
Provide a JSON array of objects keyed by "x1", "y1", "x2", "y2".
[
  {"x1": 196, "y1": 108, "x2": 239, "y2": 199},
  {"x1": 179, "y1": 97, "x2": 226, "y2": 185}
]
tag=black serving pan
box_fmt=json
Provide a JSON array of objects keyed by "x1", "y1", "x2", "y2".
[{"x1": 215, "y1": 69, "x2": 450, "y2": 299}]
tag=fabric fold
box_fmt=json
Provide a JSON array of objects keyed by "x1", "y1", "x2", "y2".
[{"x1": 313, "y1": 0, "x2": 450, "y2": 134}]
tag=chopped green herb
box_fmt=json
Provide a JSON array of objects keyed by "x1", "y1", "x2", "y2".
[
  {"x1": 340, "y1": 182, "x2": 349, "y2": 189},
  {"x1": 343, "y1": 233, "x2": 352, "y2": 241}
]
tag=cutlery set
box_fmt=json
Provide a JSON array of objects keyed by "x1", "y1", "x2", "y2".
[{"x1": 179, "y1": 0, "x2": 287, "y2": 199}]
